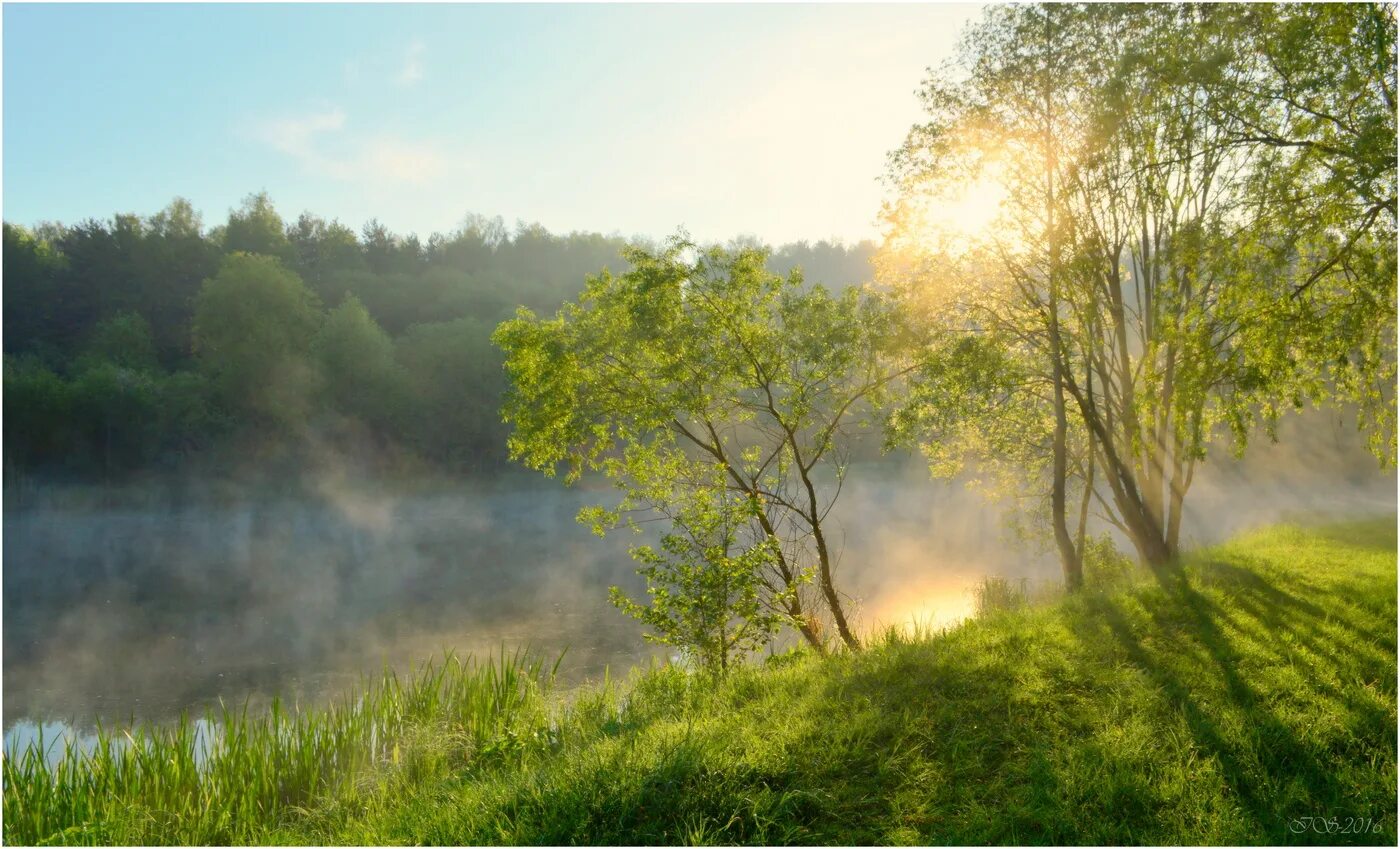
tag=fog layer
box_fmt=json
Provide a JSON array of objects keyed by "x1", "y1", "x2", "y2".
[{"x1": 4, "y1": 409, "x2": 1393, "y2": 734}]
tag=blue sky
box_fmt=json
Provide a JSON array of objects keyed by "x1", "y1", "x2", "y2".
[{"x1": 4, "y1": 3, "x2": 981, "y2": 244}]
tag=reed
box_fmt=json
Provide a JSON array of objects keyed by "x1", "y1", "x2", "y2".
[
  {"x1": 2, "y1": 648, "x2": 559, "y2": 845},
  {"x1": 971, "y1": 574, "x2": 1028, "y2": 616}
]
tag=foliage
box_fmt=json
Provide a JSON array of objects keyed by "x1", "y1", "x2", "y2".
[
  {"x1": 77, "y1": 311, "x2": 159, "y2": 374},
  {"x1": 312, "y1": 295, "x2": 404, "y2": 430},
  {"x1": 288, "y1": 212, "x2": 367, "y2": 298},
  {"x1": 67, "y1": 362, "x2": 164, "y2": 474},
  {"x1": 881, "y1": 3, "x2": 1397, "y2": 573},
  {"x1": 1211, "y1": 3, "x2": 1398, "y2": 463},
  {"x1": 191, "y1": 253, "x2": 323, "y2": 430},
  {"x1": 393, "y1": 317, "x2": 507, "y2": 472},
  {"x1": 222, "y1": 192, "x2": 294, "y2": 265},
  {"x1": 607, "y1": 481, "x2": 790, "y2": 675},
  {"x1": 2, "y1": 223, "x2": 68, "y2": 359},
  {"x1": 3, "y1": 196, "x2": 877, "y2": 482},
  {"x1": 3, "y1": 355, "x2": 74, "y2": 473},
  {"x1": 495, "y1": 238, "x2": 914, "y2": 652}
]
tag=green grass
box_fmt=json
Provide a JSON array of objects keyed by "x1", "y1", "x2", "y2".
[
  {"x1": 3, "y1": 650, "x2": 558, "y2": 845},
  {"x1": 6, "y1": 519, "x2": 1396, "y2": 845}
]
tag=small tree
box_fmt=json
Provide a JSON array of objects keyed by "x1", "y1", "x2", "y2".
[
  {"x1": 495, "y1": 238, "x2": 914, "y2": 654},
  {"x1": 606, "y1": 480, "x2": 790, "y2": 675},
  {"x1": 222, "y1": 192, "x2": 294, "y2": 265},
  {"x1": 79, "y1": 311, "x2": 159, "y2": 373}
]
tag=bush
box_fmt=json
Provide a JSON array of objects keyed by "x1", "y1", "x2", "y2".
[{"x1": 1082, "y1": 533, "x2": 1137, "y2": 589}]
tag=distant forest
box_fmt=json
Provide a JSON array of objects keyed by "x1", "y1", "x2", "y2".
[{"x1": 2, "y1": 194, "x2": 875, "y2": 484}]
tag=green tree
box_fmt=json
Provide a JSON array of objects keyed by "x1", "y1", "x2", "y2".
[
  {"x1": 396, "y1": 317, "x2": 505, "y2": 472},
  {"x1": 223, "y1": 192, "x2": 294, "y2": 264},
  {"x1": 155, "y1": 370, "x2": 224, "y2": 462},
  {"x1": 68, "y1": 361, "x2": 162, "y2": 478},
  {"x1": 137, "y1": 198, "x2": 221, "y2": 363},
  {"x1": 881, "y1": 2, "x2": 1107, "y2": 584},
  {"x1": 495, "y1": 239, "x2": 914, "y2": 653},
  {"x1": 1205, "y1": 2, "x2": 1397, "y2": 462},
  {"x1": 287, "y1": 213, "x2": 366, "y2": 298},
  {"x1": 606, "y1": 473, "x2": 789, "y2": 674},
  {"x1": 2, "y1": 224, "x2": 67, "y2": 357},
  {"x1": 3, "y1": 355, "x2": 73, "y2": 476},
  {"x1": 312, "y1": 295, "x2": 403, "y2": 430},
  {"x1": 79, "y1": 311, "x2": 158, "y2": 373},
  {"x1": 882, "y1": 3, "x2": 1396, "y2": 572},
  {"x1": 192, "y1": 253, "x2": 323, "y2": 429}
]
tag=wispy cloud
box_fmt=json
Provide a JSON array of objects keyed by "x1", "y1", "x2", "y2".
[
  {"x1": 258, "y1": 108, "x2": 347, "y2": 159},
  {"x1": 251, "y1": 107, "x2": 458, "y2": 186},
  {"x1": 361, "y1": 139, "x2": 448, "y2": 184},
  {"x1": 396, "y1": 41, "x2": 426, "y2": 86}
]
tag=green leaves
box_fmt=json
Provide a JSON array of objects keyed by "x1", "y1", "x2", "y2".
[
  {"x1": 192, "y1": 253, "x2": 323, "y2": 430},
  {"x1": 883, "y1": 2, "x2": 1396, "y2": 569},
  {"x1": 495, "y1": 237, "x2": 914, "y2": 655},
  {"x1": 313, "y1": 295, "x2": 404, "y2": 429},
  {"x1": 609, "y1": 487, "x2": 788, "y2": 675}
]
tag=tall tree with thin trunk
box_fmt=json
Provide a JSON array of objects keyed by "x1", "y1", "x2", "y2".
[{"x1": 882, "y1": 3, "x2": 1396, "y2": 573}]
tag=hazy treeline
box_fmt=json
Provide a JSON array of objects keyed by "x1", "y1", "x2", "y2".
[{"x1": 2, "y1": 195, "x2": 874, "y2": 484}]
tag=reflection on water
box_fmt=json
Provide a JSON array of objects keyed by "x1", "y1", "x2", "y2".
[
  {"x1": 5, "y1": 421, "x2": 1394, "y2": 748},
  {"x1": 4, "y1": 720, "x2": 102, "y2": 769},
  {"x1": 2, "y1": 718, "x2": 220, "y2": 772}
]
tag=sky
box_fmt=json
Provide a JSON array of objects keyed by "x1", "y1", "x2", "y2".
[{"x1": 3, "y1": 2, "x2": 982, "y2": 245}]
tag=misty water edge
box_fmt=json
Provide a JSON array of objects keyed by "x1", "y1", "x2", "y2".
[{"x1": 5, "y1": 410, "x2": 1394, "y2": 760}]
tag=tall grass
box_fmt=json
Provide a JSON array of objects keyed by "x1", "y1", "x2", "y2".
[
  {"x1": 2, "y1": 648, "x2": 560, "y2": 845},
  {"x1": 972, "y1": 574, "x2": 1029, "y2": 616}
]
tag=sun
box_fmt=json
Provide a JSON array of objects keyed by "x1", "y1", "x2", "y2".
[{"x1": 894, "y1": 168, "x2": 1013, "y2": 258}]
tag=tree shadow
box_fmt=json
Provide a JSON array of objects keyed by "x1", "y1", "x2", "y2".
[
  {"x1": 1073, "y1": 562, "x2": 1396, "y2": 845},
  {"x1": 462, "y1": 549, "x2": 1395, "y2": 846}
]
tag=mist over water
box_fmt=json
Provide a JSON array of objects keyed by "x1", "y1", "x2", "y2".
[
  {"x1": 4, "y1": 408, "x2": 1393, "y2": 749},
  {"x1": 3, "y1": 482, "x2": 655, "y2": 725}
]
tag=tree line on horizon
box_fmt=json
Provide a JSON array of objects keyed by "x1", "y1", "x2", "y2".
[{"x1": 2, "y1": 194, "x2": 875, "y2": 485}]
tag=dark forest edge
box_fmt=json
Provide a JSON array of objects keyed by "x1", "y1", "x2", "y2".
[{"x1": 3, "y1": 197, "x2": 876, "y2": 488}]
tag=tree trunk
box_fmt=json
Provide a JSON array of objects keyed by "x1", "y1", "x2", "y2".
[
  {"x1": 1050, "y1": 348, "x2": 1083, "y2": 591},
  {"x1": 809, "y1": 505, "x2": 859, "y2": 650},
  {"x1": 792, "y1": 442, "x2": 859, "y2": 651},
  {"x1": 1041, "y1": 8, "x2": 1083, "y2": 593},
  {"x1": 1117, "y1": 494, "x2": 1176, "y2": 570}
]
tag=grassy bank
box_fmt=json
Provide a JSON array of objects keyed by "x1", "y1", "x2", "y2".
[{"x1": 5, "y1": 519, "x2": 1396, "y2": 845}]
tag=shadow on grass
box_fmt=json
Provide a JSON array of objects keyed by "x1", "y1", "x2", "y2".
[
  {"x1": 1063, "y1": 558, "x2": 1396, "y2": 845},
  {"x1": 404, "y1": 525, "x2": 1396, "y2": 846}
]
